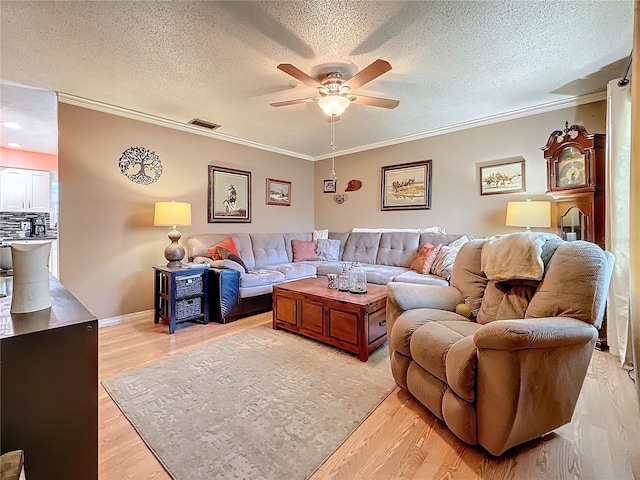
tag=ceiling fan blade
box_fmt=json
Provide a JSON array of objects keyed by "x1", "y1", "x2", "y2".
[
  {"x1": 276, "y1": 64, "x2": 323, "y2": 89},
  {"x1": 269, "y1": 97, "x2": 317, "y2": 107},
  {"x1": 351, "y1": 95, "x2": 399, "y2": 109},
  {"x1": 344, "y1": 59, "x2": 392, "y2": 90}
]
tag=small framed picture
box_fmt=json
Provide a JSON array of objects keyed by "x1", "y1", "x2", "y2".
[
  {"x1": 266, "y1": 178, "x2": 291, "y2": 206},
  {"x1": 208, "y1": 165, "x2": 251, "y2": 223},
  {"x1": 323, "y1": 179, "x2": 336, "y2": 193},
  {"x1": 479, "y1": 158, "x2": 525, "y2": 196}
]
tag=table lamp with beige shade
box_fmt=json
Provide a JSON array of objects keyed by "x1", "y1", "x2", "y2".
[
  {"x1": 154, "y1": 201, "x2": 191, "y2": 267},
  {"x1": 505, "y1": 199, "x2": 551, "y2": 231}
]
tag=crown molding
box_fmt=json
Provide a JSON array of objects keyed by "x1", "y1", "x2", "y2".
[
  {"x1": 58, "y1": 90, "x2": 605, "y2": 163},
  {"x1": 57, "y1": 92, "x2": 314, "y2": 161},
  {"x1": 313, "y1": 91, "x2": 607, "y2": 161}
]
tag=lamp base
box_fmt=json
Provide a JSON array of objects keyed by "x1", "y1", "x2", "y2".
[{"x1": 164, "y1": 228, "x2": 185, "y2": 267}]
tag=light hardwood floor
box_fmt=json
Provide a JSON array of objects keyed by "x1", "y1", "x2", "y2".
[{"x1": 99, "y1": 313, "x2": 640, "y2": 480}]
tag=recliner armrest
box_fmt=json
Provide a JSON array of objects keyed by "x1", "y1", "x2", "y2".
[
  {"x1": 385, "y1": 282, "x2": 463, "y2": 312},
  {"x1": 473, "y1": 317, "x2": 597, "y2": 351}
]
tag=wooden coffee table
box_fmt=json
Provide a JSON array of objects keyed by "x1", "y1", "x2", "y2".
[{"x1": 272, "y1": 278, "x2": 387, "y2": 361}]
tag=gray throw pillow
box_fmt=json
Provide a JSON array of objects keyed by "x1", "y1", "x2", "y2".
[
  {"x1": 316, "y1": 238, "x2": 340, "y2": 262},
  {"x1": 431, "y1": 235, "x2": 469, "y2": 280}
]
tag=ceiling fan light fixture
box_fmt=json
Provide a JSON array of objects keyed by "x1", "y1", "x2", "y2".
[{"x1": 318, "y1": 95, "x2": 350, "y2": 117}]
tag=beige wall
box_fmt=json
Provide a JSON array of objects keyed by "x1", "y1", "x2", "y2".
[
  {"x1": 58, "y1": 104, "x2": 314, "y2": 319},
  {"x1": 314, "y1": 101, "x2": 606, "y2": 237}
]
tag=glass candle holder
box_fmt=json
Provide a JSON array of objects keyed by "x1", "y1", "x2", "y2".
[
  {"x1": 338, "y1": 274, "x2": 350, "y2": 292},
  {"x1": 327, "y1": 273, "x2": 338, "y2": 289}
]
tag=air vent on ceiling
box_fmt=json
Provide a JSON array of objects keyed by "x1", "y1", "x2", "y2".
[{"x1": 188, "y1": 118, "x2": 221, "y2": 130}]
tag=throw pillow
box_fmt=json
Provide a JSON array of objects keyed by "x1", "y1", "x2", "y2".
[
  {"x1": 316, "y1": 238, "x2": 340, "y2": 262},
  {"x1": 291, "y1": 239, "x2": 319, "y2": 262},
  {"x1": 207, "y1": 237, "x2": 240, "y2": 260},
  {"x1": 410, "y1": 242, "x2": 442, "y2": 274},
  {"x1": 216, "y1": 246, "x2": 248, "y2": 273},
  {"x1": 312, "y1": 229, "x2": 329, "y2": 241},
  {"x1": 431, "y1": 235, "x2": 470, "y2": 280}
]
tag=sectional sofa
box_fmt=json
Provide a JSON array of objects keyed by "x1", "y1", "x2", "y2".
[{"x1": 187, "y1": 231, "x2": 466, "y2": 323}]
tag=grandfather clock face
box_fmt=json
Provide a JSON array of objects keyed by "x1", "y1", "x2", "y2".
[{"x1": 555, "y1": 146, "x2": 586, "y2": 188}]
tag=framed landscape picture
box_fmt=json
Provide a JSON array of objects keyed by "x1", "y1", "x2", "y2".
[
  {"x1": 479, "y1": 158, "x2": 525, "y2": 195},
  {"x1": 208, "y1": 165, "x2": 251, "y2": 223},
  {"x1": 266, "y1": 178, "x2": 291, "y2": 206},
  {"x1": 381, "y1": 160, "x2": 432, "y2": 211}
]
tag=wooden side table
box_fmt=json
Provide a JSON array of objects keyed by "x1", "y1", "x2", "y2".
[{"x1": 153, "y1": 265, "x2": 209, "y2": 333}]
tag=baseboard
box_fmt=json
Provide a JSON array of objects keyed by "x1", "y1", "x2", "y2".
[{"x1": 99, "y1": 309, "x2": 154, "y2": 328}]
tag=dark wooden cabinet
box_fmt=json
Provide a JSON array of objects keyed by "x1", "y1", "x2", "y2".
[
  {"x1": 542, "y1": 123, "x2": 607, "y2": 348},
  {"x1": 272, "y1": 278, "x2": 387, "y2": 361},
  {"x1": 1, "y1": 276, "x2": 98, "y2": 480},
  {"x1": 541, "y1": 122, "x2": 606, "y2": 248},
  {"x1": 153, "y1": 265, "x2": 209, "y2": 333}
]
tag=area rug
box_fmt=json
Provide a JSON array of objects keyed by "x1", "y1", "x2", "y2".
[{"x1": 102, "y1": 325, "x2": 395, "y2": 480}]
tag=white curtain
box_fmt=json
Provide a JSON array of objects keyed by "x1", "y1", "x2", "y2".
[{"x1": 606, "y1": 78, "x2": 633, "y2": 366}]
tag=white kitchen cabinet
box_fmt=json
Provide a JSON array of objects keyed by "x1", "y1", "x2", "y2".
[{"x1": 0, "y1": 168, "x2": 51, "y2": 212}]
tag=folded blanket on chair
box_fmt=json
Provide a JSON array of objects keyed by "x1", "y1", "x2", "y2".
[{"x1": 481, "y1": 232, "x2": 554, "y2": 281}]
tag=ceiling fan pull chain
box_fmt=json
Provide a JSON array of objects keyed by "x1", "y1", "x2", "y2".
[{"x1": 330, "y1": 116, "x2": 337, "y2": 181}]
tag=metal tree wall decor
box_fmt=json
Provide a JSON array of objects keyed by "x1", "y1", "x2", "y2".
[{"x1": 118, "y1": 146, "x2": 163, "y2": 185}]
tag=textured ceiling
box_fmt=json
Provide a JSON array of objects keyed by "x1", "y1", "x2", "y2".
[{"x1": 0, "y1": 1, "x2": 634, "y2": 158}]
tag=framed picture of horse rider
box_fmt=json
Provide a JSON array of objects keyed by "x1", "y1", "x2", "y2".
[
  {"x1": 208, "y1": 165, "x2": 251, "y2": 223},
  {"x1": 478, "y1": 157, "x2": 525, "y2": 196}
]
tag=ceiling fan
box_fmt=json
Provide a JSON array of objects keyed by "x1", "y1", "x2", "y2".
[{"x1": 270, "y1": 59, "x2": 399, "y2": 117}]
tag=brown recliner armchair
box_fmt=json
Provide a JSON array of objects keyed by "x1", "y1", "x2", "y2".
[{"x1": 385, "y1": 235, "x2": 614, "y2": 456}]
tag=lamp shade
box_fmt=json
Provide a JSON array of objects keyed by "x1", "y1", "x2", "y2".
[
  {"x1": 506, "y1": 200, "x2": 551, "y2": 229},
  {"x1": 318, "y1": 95, "x2": 350, "y2": 117},
  {"x1": 154, "y1": 201, "x2": 191, "y2": 227}
]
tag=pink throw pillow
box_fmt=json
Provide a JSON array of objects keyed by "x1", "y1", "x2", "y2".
[
  {"x1": 291, "y1": 240, "x2": 319, "y2": 262},
  {"x1": 410, "y1": 243, "x2": 442, "y2": 274}
]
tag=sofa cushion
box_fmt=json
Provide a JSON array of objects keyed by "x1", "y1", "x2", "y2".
[
  {"x1": 477, "y1": 280, "x2": 536, "y2": 324},
  {"x1": 376, "y1": 232, "x2": 420, "y2": 267},
  {"x1": 342, "y1": 232, "x2": 381, "y2": 264},
  {"x1": 431, "y1": 235, "x2": 470, "y2": 280},
  {"x1": 526, "y1": 242, "x2": 613, "y2": 327},
  {"x1": 363, "y1": 265, "x2": 409, "y2": 284},
  {"x1": 208, "y1": 237, "x2": 240, "y2": 260},
  {"x1": 410, "y1": 242, "x2": 442, "y2": 274},
  {"x1": 329, "y1": 232, "x2": 350, "y2": 259},
  {"x1": 291, "y1": 239, "x2": 319, "y2": 262},
  {"x1": 450, "y1": 239, "x2": 488, "y2": 319},
  {"x1": 262, "y1": 262, "x2": 317, "y2": 281},
  {"x1": 314, "y1": 262, "x2": 345, "y2": 276},
  {"x1": 313, "y1": 229, "x2": 329, "y2": 240},
  {"x1": 240, "y1": 269, "x2": 286, "y2": 289},
  {"x1": 410, "y1": 320, "x2": 480, "y2": 384},
  {"x1": 188, "y1": 233, "x2": 255, "y2": 269},
  {"x1": 216, "y1": 246, "x2": 248, "y2": 273},
  {"x1": 316, "y1": 238, "x2": 341, "y2": 261},
  {"x1": 284, "y1": 232, "x2": 312, "y2": 261},
  {"x1": 250, "y1": 233, "x2": 289, "y2": 268},
  {"x1": 445, "y1": 336, "x2": 478, "y2": 402},
  {"x1": 419, "y1": 233, "x2": 466, "y2": 249},
  {"x1": 393, "y1": 270, "x2": 450, "y2": 286},
  {"x1": 391, "y1": 309, "x2": 467, "y2": 357}
]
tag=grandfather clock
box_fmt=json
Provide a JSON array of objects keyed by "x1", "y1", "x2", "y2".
[
  {"x1": 541, "y1": 122, "x2": 606, "y2": 248},
  {"x1": 541, "y1": 122, "x2": 607, "y2": 349}
]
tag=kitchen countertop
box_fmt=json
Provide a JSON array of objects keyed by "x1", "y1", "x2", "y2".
[{"x1": 1, "y1": 235, "x2": 58, "y2": 243}]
